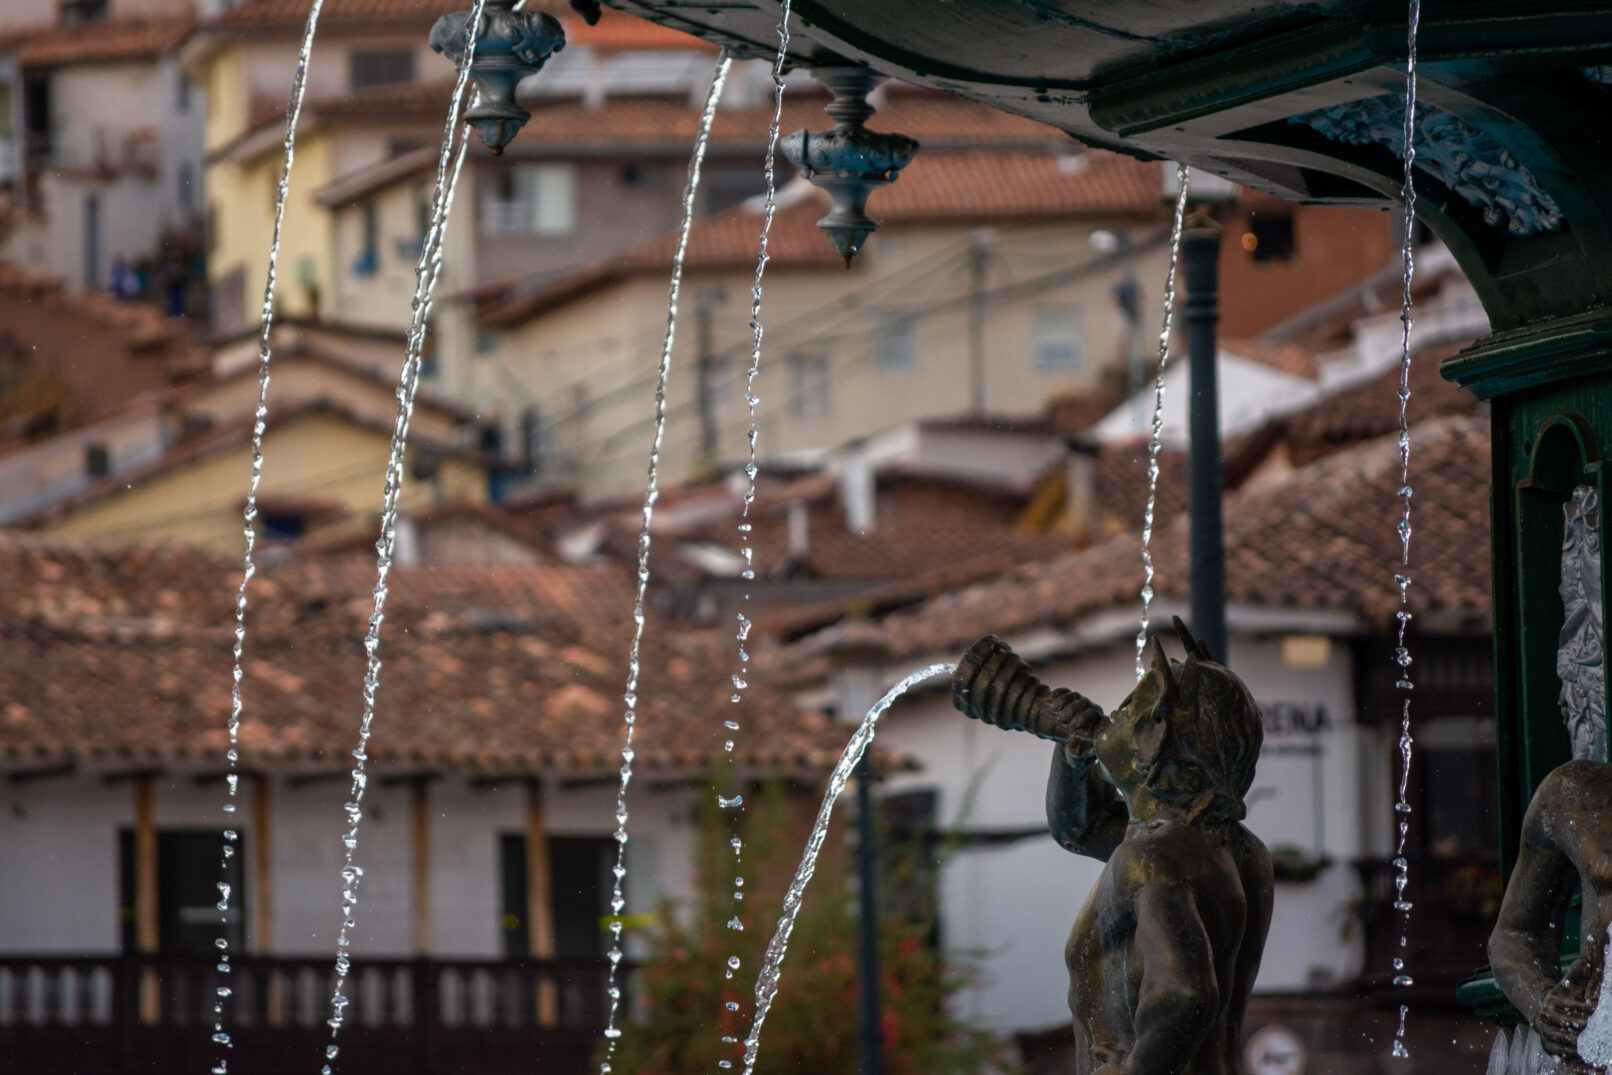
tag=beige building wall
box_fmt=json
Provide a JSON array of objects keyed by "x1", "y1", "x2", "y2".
[
  {"x1": 38, "y1": 409, "x2": 486, "y2": 548},
  {"x1": 480, "y1": 218, "x2": 1170, "y2": 502}
]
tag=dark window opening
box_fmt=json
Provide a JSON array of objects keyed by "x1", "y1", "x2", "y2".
[
  {"x1": 119, "y1": 829, "x2": 246, "y2": 956},
  {"x1": 84, "y1": 442, "x2": 110, "y2": 478},
  {"x1": 1243, "y1": 213, "x2": 1296, "y2": 262},
  {"x1": 520, "y1": 407, "x2": 548, "y2": 476},
  {"x1": 23, "y1": 76, "x2": 52, "y2": 162},
  {"x1": 349, "y1": 50, "x2": 415, "y2": 89},
  {"x1": 261, "y1": 511, "x2": 308, "y2": 539},
  {"x1": 353, "y1": 202, "x2": 377, "y2": 277},
  {"x1": 499, "y1": 833, "x2": 614, "y2": 1026},
  {"x1": 59, "y1": 0, "x2": 110, "y2": 25}
]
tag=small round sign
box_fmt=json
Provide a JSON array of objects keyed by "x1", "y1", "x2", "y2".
[{"x1": 1245, "y1": 1025, "x2": 1306, "y2": 1075}]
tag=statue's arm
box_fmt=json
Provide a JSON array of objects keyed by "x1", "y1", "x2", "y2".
[
  {"x1": 1047, "y1": 742, "x2": 1126, "y2": 861},
  {"x1": 1489, "y1": 777, "x2": 1577, "y2": 1031},
  {"x1": 1115, "y1": 880, "x2": 1220, "y2": 1075}
]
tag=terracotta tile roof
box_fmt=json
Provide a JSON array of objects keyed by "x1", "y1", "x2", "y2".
[
  {"x1": 295, "y1": 83, "x2": 1069, "y2": 146},
  {"x1": 479, "y1": 147, "x2": 1162, "y2": 326},
  {"x1": 758, "y1": 413, "x2": 1493, "y2": 687},
  {"x1": 212, "y1": 0, "x2": 443, "y2": 30},
  {"x1": 0, "y1": 14, "x2": 195, "y2": 68},
  {"x1": 562, "y1": 7, "x2": 713, "y2": 51},
  {"x1": 1091, "y1": 339, "x2": 1482, "y2": 534},
  {"x1": 1222, "y1": 337, "x2": 1320, "y2": 381},
  {"x1": 0, "y1": 537, "x2": 851, "y2": 776},
  {"x1": 1265, "y1": 340, "x2": 1480, "y2": 466}
]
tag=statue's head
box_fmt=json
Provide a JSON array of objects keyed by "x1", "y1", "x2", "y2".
[{"x1": 1096, "y1": 618, "x2": 1263, "y2": 825}]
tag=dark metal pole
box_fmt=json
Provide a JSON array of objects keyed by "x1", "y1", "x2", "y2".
[
  {"x1": 1183, "y1": 213, "x2": 1227, "y2": 664},
  {"x1": 855, "y1": 754, "x2": 885, "y2": 1075}
]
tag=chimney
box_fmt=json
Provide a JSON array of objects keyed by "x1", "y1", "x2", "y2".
[
  {"x1": 840, "y1": 452, "x2": 874, "y2": 535},
  {"x1": 1064, "y1": 439, "x2": 1099, "y2": 538},
  {"x1": 787, "y1": 499, "x2": 810, "y2": 558}
]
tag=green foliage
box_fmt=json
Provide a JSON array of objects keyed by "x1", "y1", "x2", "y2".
[{"x1": 605, "y1": 780, "x2": 1007, "y2": 1075}]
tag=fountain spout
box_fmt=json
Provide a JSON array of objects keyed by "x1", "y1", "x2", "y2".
[
  {"x1": 781, "y1": 66, "x2": 918, "y2": 266},
  {"x1": 430, "y1": 0, "x2": 565, "y2": 154}
]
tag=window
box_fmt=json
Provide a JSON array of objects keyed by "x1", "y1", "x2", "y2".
[
  {"x1": 119, "y1": 829, "x2": 245, "y2": 956},
  {"x1": 1242, "y1": 213, "x2": 1296, "y2": 262},
  {"x1": 791, "y1": 356, "x2": 830, "y2": 419},
  {"x1": 59, "y1": 0, "x2": 110, "y2": 24},
  {"x1": 874, "y1": 313, "x2": 914, "y2": 370},
  {"x1": 499, "y1": 834, "x2": 614, "y2": 1023},
  {"x1": 84, "y1": 442, "x2": 110, "y2": 478},
  {"x1": 474, "y1": 327, "x2": 503, "y2": 355},
  {"x1": 1033, "y1": 307, "x2": 1085, "y2": 371},
  {"x1": 353, "y1": 202, "x2": 377, "y2": 277},
  {"x1": 480, "y1": 165, "x2": 576, "y2": 235},
  {"x1": 520, "y1": 407, "x2": 549, "y2": 475},
  {"x1": 176, "y1": 72, "x2": 191, "y2": 114},
  {"x1": 349, "y1": 49, "x2": 415, "y2": 89}
]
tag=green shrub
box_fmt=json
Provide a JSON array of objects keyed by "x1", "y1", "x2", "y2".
[{"x1": 604, "y1": 780, "x2": 1007, "y2": 1075}]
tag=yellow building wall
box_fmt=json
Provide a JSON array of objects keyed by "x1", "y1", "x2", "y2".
[
  {"x1": 40, "y1": 411, "x2": 486, "y2": 550},
  {"x1": 203, "y1": 43, "x2": 246, "y2": 154},
  {"x1": 208, "y1": 130, "x2": 336, "y2": 333}
]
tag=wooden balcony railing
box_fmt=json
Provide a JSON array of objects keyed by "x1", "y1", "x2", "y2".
[{"x1": 0, "y1": 953, "x2": 617, "y2": 1074}]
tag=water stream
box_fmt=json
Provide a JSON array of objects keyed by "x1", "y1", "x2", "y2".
[
  {"x1": 1388, "y1": 0, "x2": 1423, "y2": 1059},
  {"x1": 739, "y1": 663, "x2": 955, "y2": 1075},
  {"x1": 319, "y1": 6, "x2": 485, "y2": 1068},
  {"x1": 208, "y1": 3, "x2": 326, "y2": 1070},
  {"x1": 701, "y1": 2, "x2": 797, "y2": 1065},
  {"x1": 595, "y1": 52, "x2": 733, "y2": 1070},
  {"x1": 1133, "y1": 162, "x2": 1191, "y2": 679}
]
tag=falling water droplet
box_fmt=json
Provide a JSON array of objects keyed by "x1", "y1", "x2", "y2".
[
  {"x1": 718, "y1": 794, "x2": 744, "y2": 809},
  {"x1": 728, "y1": 917, "x2": 744, "y2": 931}
]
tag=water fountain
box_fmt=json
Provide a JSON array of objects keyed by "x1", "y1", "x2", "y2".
[{"x1": 197, "y1": 0, "x2": 1612, "y2": 1071}]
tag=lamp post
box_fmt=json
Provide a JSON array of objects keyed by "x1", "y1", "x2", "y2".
[
  {"x1": 824, "y1": 618, "x2": 891, "y2": 1075},
  {"x1": 1182, "y1": 211, "x2": 1226, "y2": 664}
]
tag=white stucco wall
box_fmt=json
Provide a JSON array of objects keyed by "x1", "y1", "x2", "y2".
[{"x1": 0, "y1": 770, "x2": 699, "y2": 962}]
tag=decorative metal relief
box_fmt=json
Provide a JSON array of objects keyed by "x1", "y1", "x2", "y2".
[
  {"x1": 1559, "y1": 485, "x2": 1605, "y2": 762},
  {"x1": 781, "y1": 66, "x2": 919, "y2": 266},
  {"x1": 1289, "y1": 96, "x2": 1563, "y2": 236},
  {"x1": 431, "y1": 0, "x2": 566, "y2": 154}
]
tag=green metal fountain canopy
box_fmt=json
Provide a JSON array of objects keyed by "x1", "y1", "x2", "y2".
[{"x1": 604, "y1": 0, "x2": 1612, "y2": 335}]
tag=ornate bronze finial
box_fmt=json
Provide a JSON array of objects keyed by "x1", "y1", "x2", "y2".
[
  {"x1": 430, "y1": 0, "x2": 566, "y2": 155},
  {"x1": 952, "y1": 632, "x2": 1272, "y2": 1072},
  {"x1": 780, "y1": 66, "x2": 919, "y2": 267}
]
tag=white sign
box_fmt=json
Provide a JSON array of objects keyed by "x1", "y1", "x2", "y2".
[{"x1": 1246, "y1": 1025, "x2": 1306, "y2": 1075}]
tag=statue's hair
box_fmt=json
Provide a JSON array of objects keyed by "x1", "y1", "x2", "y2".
[{"x1": 1132, "y1": 618, "x2": 1263, "y2": 826}]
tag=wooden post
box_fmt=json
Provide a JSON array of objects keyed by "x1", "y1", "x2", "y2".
[
  {"x1": 133, "y1": 775, "x2": 159, "y2": 1025},
  {"x1": 411, "y1": 778, "x2": 432, "y2": 954},
  {"x1": 525, "y1": 779, "x2": 557, "y2": 1025},
  {"x1": 251, "y1": 775, "x2": 273, "y2": 953},
  {"x1": 252, "y1": 774, "x2": 282, "y2": 1025}
]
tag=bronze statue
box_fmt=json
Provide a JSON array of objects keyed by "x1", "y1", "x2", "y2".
[
  {"x1": 953, "y1": 620, "x2": 1273, "y2": 1074},
  {"x1": 1488, "y1": 487, "x2": 1606, "y2": 1073}
]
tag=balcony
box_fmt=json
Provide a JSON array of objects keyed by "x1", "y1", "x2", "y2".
[{"x1": 0, "y1": 953, "x2": 615, "y2": 1074}]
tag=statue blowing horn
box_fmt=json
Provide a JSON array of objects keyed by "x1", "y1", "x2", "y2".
[{"x1": 953, "y1": 635, "x2": 1104, "y2": 743}]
